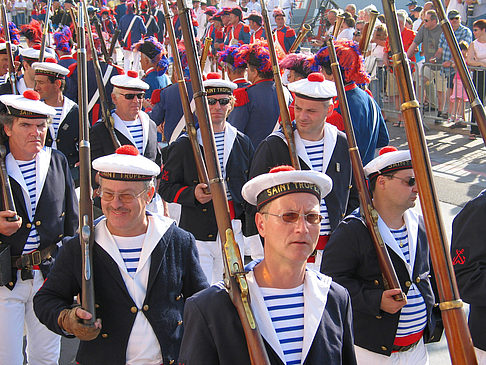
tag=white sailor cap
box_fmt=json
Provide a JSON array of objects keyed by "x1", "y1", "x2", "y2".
[
  {"x1": 32, "y1": 60, "x2": 69, "y2": 79},
  {"x1": 287, "y1": 72, "x2": 337, "y2": 101},
  {"x1": 19, "y1": 46, "x2": 56, "y2": 60},
  {"x1": 242, "y1": 165, "x2": 333, "y2": 209},
  {"x1": 203, "y1": 72, "x2": 237, "y2": 96},
  {"x1": 0, "y1": 42, "x2": 18, "y2": 53},
  {"x1": 92, "y1": 145, "x2": 160, "y2": 181},
  {"x1": 363, "y1": 147, "x2": 412, "y2": 180},
  {"x1": 110, "y1": 70, "x2": 149, "y2": 91},
  {"x1": 0, "y1": 90, "x2": 56, "y2": 118}
]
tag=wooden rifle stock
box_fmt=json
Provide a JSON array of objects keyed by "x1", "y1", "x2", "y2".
[
  {"x1": 288, "y1": 23, "x2": 311, "y2": 54},
  {"x1": 332, "y1": 15, "x2": 344, "y2": 38},
  {"x1": 162, "y1": 0, "x2": 210, "y2": 194},
  {"x1": 382, "y1": 0, "x2": 477, "y2": 363},
  {"x1": 176, "y1": 0, "x2": 270, "y2": 363},
  {"x1": 358, "y1": 10, "x2": 379, "y2": 55},
  {"x1": 327, "y1": 39, "x2": 404, "y2": 301},
  {"x1": 77, "y1": 1, "x2": 96, "y2": 326},
  {"x1": 259, "y1": 0, "x2": 300, "y2": 170},
  {"x1": 0, "y1": 0, "x2": 17, "y2": 95},
  {"x1": 82, "y1": 3, "x2": 121, "y2": 150},
  {"x1": 0, "y1": 145, "x2": 19, "y2": 222},
  {"x1": 200, "y1": 37, "x2": 213, "y2": 73},
  {"x1": 432, "y1": 0, "x2": 486, "y2": 146},
  {"x1": 39, "y1": 0, "x2": 53, "y2": 62}
]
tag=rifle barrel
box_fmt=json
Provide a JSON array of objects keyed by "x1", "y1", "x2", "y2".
[
  {"x1": 0, "y1": 0, "x2": 17, "y2": 94},
  {"x1": 39, "y1": 0, "x2": 53, "y2": 62},
  {"x1": 382, "y1": 0, "x2": 478, "y2": 363}
]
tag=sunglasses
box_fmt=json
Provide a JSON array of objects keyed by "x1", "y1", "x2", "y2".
[
  {"x1": 99, "y1": 188, "x2": 147, "y2": 203},
  {"x1": 262, "y1": 211, "x2": 323, "y2": 225},
  {"x1": 120, "y1": 93, "x2": 145, "y2": 100},
  {"x1": 386, "y1": 175, "x2": 416, "y2": 187},
  {"x1": 207, "y1": 97, "x2": 231, "y2": 106}
]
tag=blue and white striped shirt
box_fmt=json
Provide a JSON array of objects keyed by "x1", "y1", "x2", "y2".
[
  {"x1": 113, "y1": 234, "x2": 145, "y2": 277},
  {"x1": 18, "y1": 159, "x2": 39, "y2": 255},
  {"x1": 262, "y1": 285, "x2": 304, "y2": 365},
  {"x1": 214, "y1": 131, "x2": 232, "y2": 201},
  {"x1": 125, "y1": 120, "x2": 144, "y2": 154},
  {"x1": 391, "y1": 226, "x2": 427, "y2": 338},
  {"x1": 51, "y1": 106, "x2": 63, "y2": 139},
  {"x1": 302, "y1": 138, "x2": 331, "y2": 236}
]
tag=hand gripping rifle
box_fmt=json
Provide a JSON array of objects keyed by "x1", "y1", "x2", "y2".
[
  {"x1": 382, "y1": 0, "x2": 478, "y2": 363},
  {"x1": 77, "y1": 1, "x2": 96, "y2": 325},
  {"x1": 82, "y1": 3, "x2": 121, "y2": 150},
  {"x1": 176, "y1": 0, "x2": 271, "y2": 363},
  {"x1": 432, "y1": 0, "x2": 486, "y2": 146},
  {"x1": 328, "y1": 38, "x2": 404, "y2": 301},
  {"x1": 39, "y1": 0, "x2": 53, "y2": 62},
  {"x1": 259, "y1": 0, "x2": 300, "y2": 169},
  {"x1": 162, "y1": 0, "x2": 210, "y2": 194}
]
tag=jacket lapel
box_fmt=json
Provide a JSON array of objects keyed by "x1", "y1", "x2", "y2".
[
  {"x1": 223, "y1": 124, "x2": 237, "y2": 174},
  {"x1": 146, "y1": 222, "x2": 173, "y2": 294}
]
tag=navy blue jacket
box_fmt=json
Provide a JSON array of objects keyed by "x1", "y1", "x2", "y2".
[
  {"x1": 0, "y1": 149, "x2": 78, "y2": 289},
  {"x1": 451, "y1": 190, "x2": 486, "y2": 351},
  {"x1": 33, "y1": 223, "x2": 209, "y2": 365},
  {"x1": 227, "y1": 79, "x2": 282, "y2": 149},
  {"x1": 115, "y1": 3, "x2": 127, "y2": 24},
  {"x1": 118, "y1": 13, "x2": 147, "y2": 49},
  {"x1": 149, "y1": 80, "x2": 194, "y2": 142},
  {"x1": 179, "y1": 277, "x2": 357, "y2": 364},
  {"x1": 159, "y1": 131, "x2": 254, "y2": 241},
  {"x1": 321, "y1": 212, "x2": 442, "y2": 356}
]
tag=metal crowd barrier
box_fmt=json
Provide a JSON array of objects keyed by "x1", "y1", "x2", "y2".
[{"x1": 369, "y1": 58, "x2": 486, "y2": 129}]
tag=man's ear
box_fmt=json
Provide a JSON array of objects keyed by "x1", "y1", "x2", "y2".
[{"x1": 255, "y1": 212, "x2": 266, "y2": 238}]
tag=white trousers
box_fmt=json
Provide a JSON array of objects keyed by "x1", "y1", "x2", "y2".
[
  {"x1": 196, "y1": 219, "x2": 246, "y2": 284},
  {"x1": 355, "y1": 338, "x2": 428, "y2": 365},
  {"x1": 475, "y1": 347, "x2": 486, "y2": 364},
  {"x1": 0, "y1": 270, "x2": 61, "y2": 365},
  {"x1": 123, "y1": 49, "x2": 141, "y2": 73}
]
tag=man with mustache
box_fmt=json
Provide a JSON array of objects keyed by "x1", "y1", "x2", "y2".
[
  {"x1": 179, "y1": 165, "x2": 357, "y2": 364},
  {"x1": 0, "y1": 90, "x2": 78, "y2": 364},
  {"x1": 33, "y1": 145, "x2": 208, "y2": 365},
  {"x1": 321, "y1": 147, "x2": 442, "y2": 364}
]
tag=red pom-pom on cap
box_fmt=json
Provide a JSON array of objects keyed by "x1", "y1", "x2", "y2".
[
  {"x1": 33, "y1": 44, "x2": 41, "y2": 50},
  {"x1": 45, "y1": 57, "x2": 57, "y2": 63},
  {"x1": 207, "y1": 72, "x2": 222, "y2": 80},
  {"x1": 115, "y1": 145, "x2": 140, "y2": 156},
  {"x1": 379, "y1": 146, "x2": 398, "y2": 155},
  {"x1": 269, "y1": 165, "x2": 295, "y2": 173},
  {"x1": 127, "y1": 70, "x2": 138, "y2": 78},
  {"x1": 23, "y1": 90, "x2": 40, "y2": 101},
  {"x1": 308, "y1": 72, "x2": 324, "y2": 82}
]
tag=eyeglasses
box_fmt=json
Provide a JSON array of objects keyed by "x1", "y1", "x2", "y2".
[
  {"x1": 207, "y1": 97, "x2": 231, "y2": 106},
  {"x1": 385, "y1": 175, "x2": 416, "y2": 187},
  {"x1": 99, "y1": 188, "x2": 147, "y2": 203},
  {"x1": 424, "y1": 19, "x2": 429, "y2": 22},
  {"x1": 261, "y1": 211, "x2": 323, "y2": 225},
  {"x1": 119, "y1": 93, "x2": 145, "y2": 100}
]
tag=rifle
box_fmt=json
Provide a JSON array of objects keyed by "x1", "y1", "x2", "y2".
[
  {"x1": 176, "y1": 0, "x2": 271, "y2": 363},
  {"x1": 288, "y1": 23, "x2": 311, "y2": 54},
  {"x1": 39, "y1": 0, "x2": 53, "y2": 62},
  {"x1": 332, "y1": 14, "x2": 344, "y2": 38},
  {"x1": 0, "y1": 0, "x2": 17, "y2": 95},
  {"x1": 82, "y1": 3, "x2": 121, "y2": 150},
  {"x1": 162, "y1": 0, "x2": 210, "y2": 194},
  {"x1": 431, "y1": 0, "x2": 486, "y2": 146},
  {"x1": 93, "y1": 18, "x2": 111, "y2": 64},
  {"x1": 382, "y1": 0, "x2": 478, "y2": 363},
  {"x1": 108, "y1": 29, "x2": 121, "y2": 63},
  {"x1": 359, "y1": 9, "x2": 379, "y2": 55},
  {"x1": 200, "y1": 37, "x2": 213, "y2": 73},
  {"x1": 259, "y1": 0, "x2": 300, "y2": 169},
  {"x1": 77, "y1": 0, "x2": 96, "y2": 325},
  {"x1": 327, "y1": 38, "x2": 404, "y2": 301}
]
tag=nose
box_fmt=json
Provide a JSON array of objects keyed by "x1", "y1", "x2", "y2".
[{"x1": 294, "y1": 214, "x2": 310, "y2": 233}]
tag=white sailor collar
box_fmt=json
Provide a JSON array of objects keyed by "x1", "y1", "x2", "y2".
[
  {"x1": 196, "y1": 123, "x2": 237, "y2": 175},
  {"x1": 113, "y1": 111, "x2": 150, "y2": 153}
]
